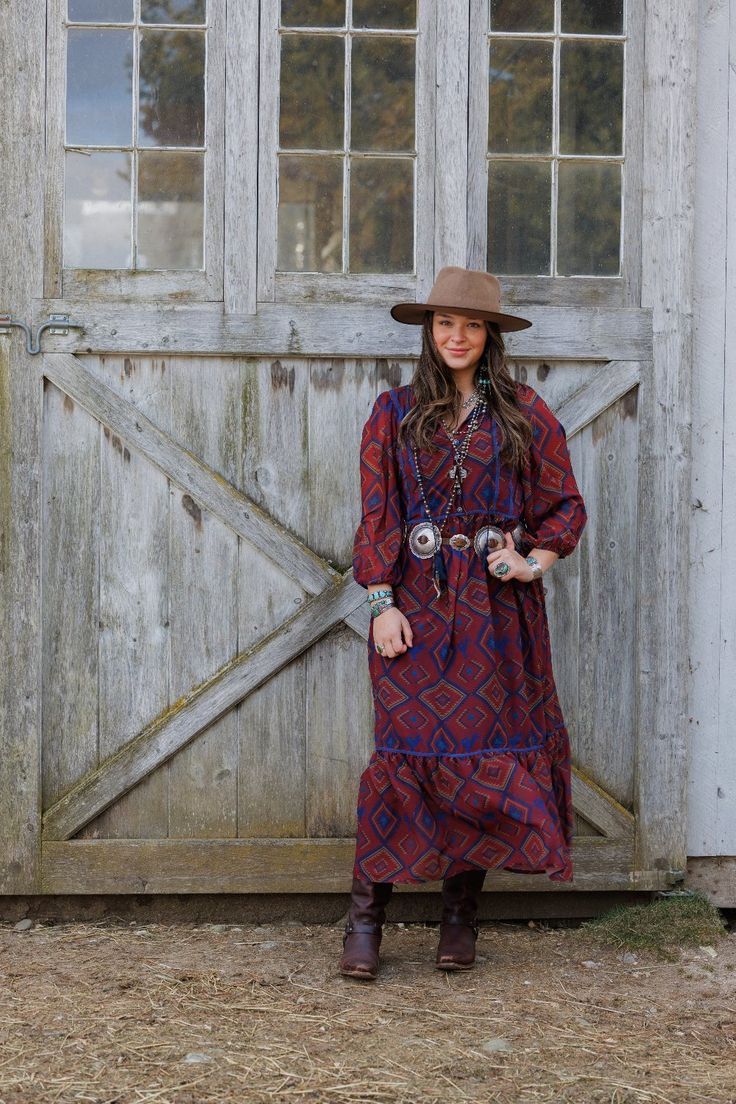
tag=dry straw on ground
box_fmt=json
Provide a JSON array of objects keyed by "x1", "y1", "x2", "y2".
[{"x1": 0, "y1": 899, "x2": 734, "y2": 1104}]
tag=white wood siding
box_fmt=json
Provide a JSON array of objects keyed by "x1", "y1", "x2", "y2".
[{"x1": 688, "y1": 0, "x2": 736, "y2": 856}]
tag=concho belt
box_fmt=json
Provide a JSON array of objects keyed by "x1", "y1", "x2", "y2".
[{"x1": 408, "y1": 522, "x2": 524, "y2": 560}]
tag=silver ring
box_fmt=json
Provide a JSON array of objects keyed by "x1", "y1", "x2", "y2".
[
  {"x1": 493, "y1": 561, "x2": 510, "y2": 578},
  {"x1": 375, "y1": 643, "x2": 385, "y2": 654}
]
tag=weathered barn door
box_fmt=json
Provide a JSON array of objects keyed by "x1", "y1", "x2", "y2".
[{"x1": 0, "y1": 0, "x2": 695, "y2": 895}]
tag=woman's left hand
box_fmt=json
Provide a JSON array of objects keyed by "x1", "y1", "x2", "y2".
[{"x1": 486, "y1": 531, "x2": 534, "y2": 583}]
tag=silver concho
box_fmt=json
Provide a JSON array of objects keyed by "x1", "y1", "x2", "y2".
[
  {"x1": 473, "y1": 525, "x2": 505, "y2": 559},
  {"x1": 409, "y1": 522, "x2": 441, "y2": 559}
]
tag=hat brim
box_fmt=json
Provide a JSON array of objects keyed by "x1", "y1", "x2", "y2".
[{"x1": 390, "y1": 302, "x2": 532, "y2": 331}]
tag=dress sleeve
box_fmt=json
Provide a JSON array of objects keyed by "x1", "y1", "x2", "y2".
[
  {"x1": 520, "y1": 391, "x2": 587, "y2": 559},
  {"x1": 352, "y1": 391, "x2": 404, "y2": 587}
]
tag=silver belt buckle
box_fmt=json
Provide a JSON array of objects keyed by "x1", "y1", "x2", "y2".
[
  {"x1": 408, "y1": 522, "x2": 441, "y2": 559},
  {"x1": 448, "y1": 533, "x2": 471, "y2": 551},
  {"x1": 473, "y1": 525, "x2": 505, "y2": 558}
]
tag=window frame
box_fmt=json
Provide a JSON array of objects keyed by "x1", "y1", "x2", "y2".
[
  {"x1": 467, "y1": 0, "x2": 644, "y2": 307},
  {"x1": 43, "y1": 0, "x2": 225, "y2": 302},
  {"x1": 255, "y1": 0, "x2": 436, "y2": 306}
]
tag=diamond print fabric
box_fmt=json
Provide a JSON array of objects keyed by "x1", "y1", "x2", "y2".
[{"x1": 352, "y1": 383, "x2": 587, "y2": 884}]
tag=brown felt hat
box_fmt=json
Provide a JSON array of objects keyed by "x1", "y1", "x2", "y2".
[{"x1": 390, "y1": 266, "x2": 532, "y2": 332}]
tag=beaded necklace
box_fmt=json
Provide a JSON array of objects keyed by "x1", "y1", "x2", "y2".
[{"x1": 410, "y1": 392, "x2": 486, "y2": 597}]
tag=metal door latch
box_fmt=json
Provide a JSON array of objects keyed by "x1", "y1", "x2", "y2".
[{"x1": 0, "y1": 313, "x2": 84, "y2": 355}]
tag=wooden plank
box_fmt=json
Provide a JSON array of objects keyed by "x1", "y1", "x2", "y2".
[
  {"x1": 685, "y1": 0, "x2": 730, "y2": 857},
  {"x1": 224, "y1": 0, "x2": 259, "y2": 314},
  {"x1": 41, "y1": 383, "x2": 99, "y2": 810},
  {"x1": 576, "y1": 395, "x2": 639, "y2": 809},
  {"x1": 434, "y1": 0, "x2": 469, "y2": 269},
  {"x1": 40, "y1": 836, "x2": 648, "y2": 894},
  {"x1": 237, "y1": 359, "x2": 311, "y2": 837},
  {"x1": 256, "y1": 0, "x2": 279, "y2": 303},
  {"x1": 715, "y1": 3, "x2": 736, "y2": 854},
  {"x1": 42, "y1": 575, "x2": 365, "y2": 841},
  {"x1": 88, "y1": 358, "x2": 170, "y2": 839},
  {"x1": 554, "y1": 361, "x2": 641, "y2": 439},
  {"x1": 41, "y1": 353, "x2": 340, "y2": 596},
  {"x1": 467, "y1": 0, "x2": 489, "y2": 271},
  {"x1": 305, "y1": 360, "x2": 377, "y2": 836},
  {"x1": 636, "y1": 0, "x2": 698, "y2": 877},
  {"x1": 621, "y1": 0, "x2": 646, "y2": 307},
  {"x1": 43, "y1": 0, "x2": 65, "y2": 299},
  {"x1": 414, "y1": 0, "x2": 437, "y2": 298},
  {"x1": 36, "y1": 301, "x2": 655, "y2": 361},
  {"x1": 685, "y1": 858, "x2": 736, "y2": 908},
  {"x1": 167, "y1": 359, "x2": 241, "y2": 838},
  {"x1": 572, "y1": 768, "x2": 635, "y2": 840},
  {"x1": 0, "y1": 0, "x2": 46, "y2": 892}
]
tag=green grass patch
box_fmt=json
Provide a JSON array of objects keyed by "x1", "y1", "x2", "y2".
[{"x1": 580, "y1": 892, "x2": 728, "y2": 959}]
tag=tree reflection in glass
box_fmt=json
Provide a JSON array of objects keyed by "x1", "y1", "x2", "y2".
[
  {"x1": 558, "y1": 161, "x2": 621, "y2": 275},
  {"x1": 351, "y1": 37, "x2": 415, "y2": 151},
  {"x1": 490, "y1": 0, "x2": 553, "y2": 32},
  {"x1": 139, "y1": 30, "x2": 205, "y2": 146},
  {"x1": 350, "y1": 159, "x2": 413, "y2": 272},
  {"x1": 488, "y1": 161, "x2": 551, "y2": 275},
  {"x1": 560, "y1": 41, "x2": 623, "y2": 155},
  {"x1": 280, "y1": 0, "x2": 344, "y2": 27},
  {"x1": 278, "y1": 156, "x2": 343, "y2": 272},
  {"x1": 562, "y1": 0, "x2": 623, "y2": 35},
  {"x1": 489, "y1": 40, "x2": 553, "y2": 154},
  {"x1": 141, "y1": 0, "x2": 206, "y2": 22}
]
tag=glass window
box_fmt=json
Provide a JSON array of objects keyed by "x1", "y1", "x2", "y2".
[
  {"x1": 485, "y1": 0, "x2": 624, "y2": 277},
  {"x1": 276, "y1": 0, "x2": 417, "y2": 274},
  {"x1": 63, "y1": 1, "x2": 207, "y2": 271}
]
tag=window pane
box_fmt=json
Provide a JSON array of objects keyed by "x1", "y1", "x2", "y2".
[
  {"x1": 562, "y1": 0, "x2": 623, "y2": 35},
  {"x1": 488, "y1": 160, "x2": 550, "y2": 275},
  {"x1": 351, "y1": 38, "x2": 414, "y2": 152},
  {"x1": 489, "y1": 40, "x2": 553, "y2": 154},
  {"x1": 350, "y1": 158, "x2": 413, "y2": 273},
  {"x1": 557, "y1": 161, "x2": 620, "y2": 275},
  {"x1": 141, "y1": 0, "x2": 206, "y2": 22},
  {"x1": 137, "y1": 151, "x2": 204, "y2": 269},
  {"x1": 278, "y1": 156, "x2": 343, "y2": 271},
  {"x1": 68, "y1": 0, "x2": 134, "y2": 21},
  {"x1": 281, "y1": 0, "x2": 344, "y2": 27},
  {"x1": 66, "y1": 29, "x2": 133, "y2": 146},
  {"x1": 279, "y1": 35, "x2": 344, "y2": 149},
  {"x1": 490, "y1": 0, "x2": 553, "y2": 32},
  {"x1": 559, "y1": 41, "x2": 622, "y2": 154},
  {"x1": 352, "y1": 0, "x2": 416, "y2": 30},
  {"x1": 64, "y1": 151, "x2": 132, "y2": 268},
  {"x1": 139, "y1": 30, "x2": 205, "y2": 146}
]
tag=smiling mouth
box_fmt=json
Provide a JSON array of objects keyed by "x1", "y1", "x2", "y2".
[{"x1": 448, "y1": 349, "x2": 470, "y2": 354}]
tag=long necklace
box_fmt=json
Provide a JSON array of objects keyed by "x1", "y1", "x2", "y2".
[
  {"x1": 443, "y1": 404, "x2": 481, "y2": 483},
  {"x1": 410, "y1": 396, "x2": 486, "y2": 597}
]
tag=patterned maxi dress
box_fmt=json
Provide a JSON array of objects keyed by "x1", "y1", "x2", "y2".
[{"x1": 351, "y1": 382, "x2": 587, "y2": 884}]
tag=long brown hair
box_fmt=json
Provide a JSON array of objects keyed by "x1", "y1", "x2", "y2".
[{"x1": 397, "y1": 313, "x2": 533, "y2": 468}]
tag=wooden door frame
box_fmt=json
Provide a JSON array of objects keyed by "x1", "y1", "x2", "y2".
[{"x1": 0, "y1": 0, "x2": 697, "y2": 894}]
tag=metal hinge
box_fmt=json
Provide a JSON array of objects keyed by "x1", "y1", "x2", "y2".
[{"x1": 0, "y1": 313, "x2": 85, "y2": 356}]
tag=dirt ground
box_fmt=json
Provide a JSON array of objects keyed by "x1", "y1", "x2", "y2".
[{"x1": 1, "y1": 916, "x2": 735, "y2": 1104}]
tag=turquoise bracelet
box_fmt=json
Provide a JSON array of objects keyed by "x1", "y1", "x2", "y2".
[{"x1": 368, "y1": 588, "x2": 393, "y2": 602}]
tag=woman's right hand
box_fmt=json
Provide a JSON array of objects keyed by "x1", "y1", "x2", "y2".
[{"x1": 373, "y1": 607, "x2": 413, "y2": 659}]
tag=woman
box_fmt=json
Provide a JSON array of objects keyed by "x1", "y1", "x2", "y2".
[{"x1": 339, "y1": 267, "x2": 587, "y2": 981}]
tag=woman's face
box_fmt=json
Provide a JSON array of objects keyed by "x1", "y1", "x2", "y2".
[{"x1": 431, "y1": 312, "x2": 487, "y2": 374}]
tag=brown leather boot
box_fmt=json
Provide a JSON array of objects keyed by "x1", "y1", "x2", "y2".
[
  {"x1": 339, "y1": 877, "x2": 394, "y2": 981},
  {"x1": 435, "y1": 868, "x2": 486, "y2": 970}
]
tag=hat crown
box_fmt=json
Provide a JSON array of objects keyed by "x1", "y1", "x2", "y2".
[
  {"x1": 427, "y1": 266, "x2": 502, "y2": 315},
  {"x1": 388, "y1": 265, "x2": 532, "y2": 330}
]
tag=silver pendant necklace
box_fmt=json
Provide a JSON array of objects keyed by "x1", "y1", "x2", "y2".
[{"x1": 444, "y1": 395, "x2": 485, "y2": 484}]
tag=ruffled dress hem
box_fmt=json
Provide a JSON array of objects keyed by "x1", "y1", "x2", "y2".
[{"x1": 352, "y1": 732, "x2": 573, "y2": 885}]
